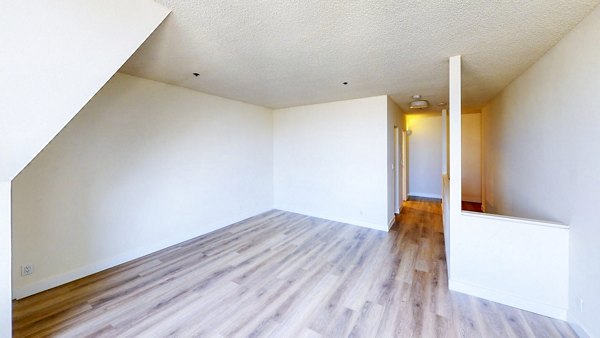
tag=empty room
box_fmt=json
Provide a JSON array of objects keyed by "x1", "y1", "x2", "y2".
[{"x1": 2, "y1": 0, "x2": 600, "y2": 337}]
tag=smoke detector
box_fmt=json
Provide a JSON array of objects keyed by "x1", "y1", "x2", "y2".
[{"x1": 409, "y1": 95, "x2": 430, "y2": 109}]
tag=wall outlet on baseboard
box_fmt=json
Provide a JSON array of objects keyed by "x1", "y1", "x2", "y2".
[{"x1": 21, "y1": 264, "x2": 34, "y2": 277}]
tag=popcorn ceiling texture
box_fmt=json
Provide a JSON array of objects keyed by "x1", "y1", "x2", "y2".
[{"x1": 121, "y1": 0, "x2": 599, "y2": 111}]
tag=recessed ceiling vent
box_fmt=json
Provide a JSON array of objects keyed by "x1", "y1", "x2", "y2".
[{"x1": 409, "y1": 95, "x2": 430, "y2": 109}]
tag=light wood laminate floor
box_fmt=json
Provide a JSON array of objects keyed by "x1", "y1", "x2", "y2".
[{"x1": 13, "y1": 200, "x2": 577, "y2": 337}]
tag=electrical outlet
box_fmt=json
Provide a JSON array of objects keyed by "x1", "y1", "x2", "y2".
[
  {"x1": 21, "y1": 264, "x2": 34, "y2": 276},
  {"x1": 579, "y1": 298, "x2": 584, "y2": 313}
]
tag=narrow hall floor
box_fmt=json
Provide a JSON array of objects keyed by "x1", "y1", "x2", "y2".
[{"x1": 13, "y1": 200, "x2": 576, "y2": 337}]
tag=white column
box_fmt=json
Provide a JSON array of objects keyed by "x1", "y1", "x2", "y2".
[
  {"x1": 0, "y1": 181, "x2": 11, "y2": 337},
  {"x1": 446, "y1": 55, "x2": 462, "y2": 280},
  {"x1": 449, "y1": 56, "x2": 462, "y2": 216}
]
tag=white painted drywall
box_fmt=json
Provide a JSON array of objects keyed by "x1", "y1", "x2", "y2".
[
  {"x1": 273, "y1": 96, "x2": 389, "y2": 230},
  {"x1": 450, "y1": 213, "x2": 570, "y2": 319},
  {"x1": 1, "y1": 0, "x2": 169, "y2": 332},
  {"x1": 0, "y1": 0, "x2": 170, "y2": 181},
  {"x1": 447, "y1": 55, "x2": 569, "y2": 320},
  {"x1": 0, "y1": 182, "x2": 11, "y2": 337},
  {"x1": 387, "y1": 98, "x2": 404, "y2": 225},
  {"x1": 12, "y1": 73, "x2": 273, "y2": 298},
  {"x1": 447, "y1": 56, "x2": 463, "y2": 281},
  {"x1": 406, "y1": 114, "x2": 443, "y2": 199},
  {"x1": 461, "y1": 113, "x2": 481, "y2": 203},
  {"x1": 481, "y1": 5, "x2": 600, "y2": 335}
]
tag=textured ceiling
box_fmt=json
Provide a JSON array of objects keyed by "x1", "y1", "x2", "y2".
[{"x1": 121, "y1": 0, "x2": 599, "y2": 111}]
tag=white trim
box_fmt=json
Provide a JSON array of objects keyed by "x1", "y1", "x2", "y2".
[
  {"x1": 0, "y1": 182, "x2": 12, "y2": 336},
  {"x1": 449, "y1": 279, "x2": 567, "y2": 320},
  {"x1": 402, "y1": 130, "x2": 407, "y2": 201},
  {"x1": 395, "y1": 204, "x2": 402, "y2": 215},
  {"x1": 12, "y1": 208, "x2": 271, "y2": 299},
  {"x1": 276, "y1": 207, "x2": 388, "y2": 232},
  {"x1": 388, "y1": 217, "x2": 395, "y2": 231},
  {"x1": 408, "y1": 192, "x2": 442, "y2": 199},
  {"x1": 394, "y1": 126, "x2": 401, "y2": 215},
  {"x1": 441, "y1": 108, "x2": 448, "y2": 176},
  {"x1": 461, "y1": 210, "x2": 568, "y2": 229},
  {"x1": 568, "y1": 319, "x2": 591, "y2": 338}
]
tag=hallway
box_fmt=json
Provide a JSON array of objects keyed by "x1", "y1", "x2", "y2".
[{"x1": 13, "y1": 200, "x2": 575, "y2": 337}]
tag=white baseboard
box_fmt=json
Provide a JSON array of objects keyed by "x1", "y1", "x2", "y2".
[
  {"x1": 274, "y1": 207, "x2": 388, "y2": 232},
  {"x1": 449, "y1": 279, "x2": 567, "y2": 320},
  {"x1": 388, "y1": 217, "x2": 395, "y2": 231},
  {"x1": 568, "y1": 314, "x2": 593, "y2": 338},
  {"x1": 12, "y1": 208, "x2": 271, "y2": 299},
  {"x1": 408, "y1": 192, "x2": 442, "y2": 199},
  {"x1": 395, "y1": 204, "x2": 403, "y2": 215},
  {"x1": 569, "y1": 322, "x2": 591, "y2": 338}
]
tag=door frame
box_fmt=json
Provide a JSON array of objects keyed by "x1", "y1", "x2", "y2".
[
  {"x1": 402, "y1": 130, "x2": 408, "y2": 201},
  {"x1": 394, "y1": 127, "x2": 400, "y2": 213}
]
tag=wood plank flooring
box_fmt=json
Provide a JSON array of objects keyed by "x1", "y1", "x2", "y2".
[{"x1": 13, "y1": 200, "x2": 577, "y2": 337}]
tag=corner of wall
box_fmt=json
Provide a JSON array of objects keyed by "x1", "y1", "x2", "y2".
[
  {"x1": 0, "y1": 182, "x2": 12, "y2": 336},
  {"x1": 568, "y1": 316, "x2": 592, "y2": 338}
]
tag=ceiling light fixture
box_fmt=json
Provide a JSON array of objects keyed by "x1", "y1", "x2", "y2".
[{"x1": 409, "y1": 95, "x2": 430, "y2": 109}]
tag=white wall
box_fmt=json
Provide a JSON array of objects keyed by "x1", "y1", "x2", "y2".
[
  {"x1": 12, "y1": 73, "x2": 274, "y2": 298},
  {"x1": 273, "y1": 96, "x2": 389, "y2": 230},
  {"x1": 406, "y1": 113, "x2": 442, "y2": 199},
  {"x1": 387, "y1": 98, "x2": 404, "y2": 225},
  {"x1": 1, "y1": 1, "x2": 169, "y2": 333},
  {"x1": 481, "y1": 5, "x2": 600, "y2": 336},
  {"x1": 447, "y1": 55, "x2": 569, "y2": 321},
  {"x1": 450, "y1": 212, "x2": 570, "y2": 319},
  {"x1": 0, "y1": 182, "x2": 11, "y2": 336},
  {"x1": 461, "y1": 113, "x2": 481, "y2": 203},
  {"x1": 0, "y1": 0, "x2": 169, "y2": 181}
]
